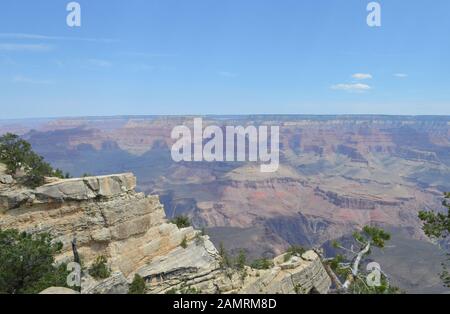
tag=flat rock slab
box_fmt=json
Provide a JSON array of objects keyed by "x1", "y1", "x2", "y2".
[
  {"x1": 39, "y1": 287, "x2": 79, "y2": 294},
  {"x1": 36, "y1": 173, "x2": 136, "y2": 201}
]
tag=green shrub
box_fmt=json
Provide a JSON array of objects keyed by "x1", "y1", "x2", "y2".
[
  {"x1": 0, "y1": 228, "x2": 68, "y2": 294},
  {"x1": 0, "y1": 133, "x2": 31, "y2": 174},
  {"x1": 128, "y1": 274, "x2": 146, "y2": 294},
  {"x1": 23, "y1": 154, "x2": 54, "y2": 187},
  {"x1": 89, "y1": 256, "x2": 111, "y2": 280},
  {"x1": 235, "y1": 249, "x2": 247, "y2": 270},
  {"x1": 170, "y1": 216, "x2": 191, "y2": 228},
  {"x1": 26, "y1": 263, "x2": 71, "y2": 294},
  {"x1": 251, "y1": 258, "x2": 274, "y2": 270},
  {"x1": 0, "y1": 133, "x2": 70, "y2": 188},
  {"x1": 180, "y1": 236, "x2": 188, "y2": 249},
  {"x1": 284, "y1": 245, "x2": 306, "y2": 262},
  {"x1": 419, "y1": 192, "x2": 450, "y2": 287}
]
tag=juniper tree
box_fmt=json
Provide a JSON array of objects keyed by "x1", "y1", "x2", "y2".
[
  {"x1": 419, "y1": 192, "x2": 450, "y2": 287},
  {"x1": 327, "y1": 225, "x2": 396, "y2": 293},
  {"x1": 0, "y1": 228, "x2": 68, "y2": 294},
  {"x1": 0, "y1": 133, "x2": 32, "y2": 174},
  {"x1": 0, "y1": 133, "x2": 70, "y2": 187}
]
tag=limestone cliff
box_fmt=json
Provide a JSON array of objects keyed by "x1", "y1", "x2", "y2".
[{"x1": 0, "y1": 167, "x2": 331, "y2": 294}]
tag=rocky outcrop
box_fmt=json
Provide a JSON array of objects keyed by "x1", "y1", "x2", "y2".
[
  {"x1": 0, "y1": 170, "x2": 331, "y2": 294},
  {"x1": 314, "y1": 187, "x2": 401, "y2": 210},
  {"x1": 0, "y1": 173, "x2": 137, "y2": 211},
  {"x1": 238, "y1": 251, "x2": 331, "y2": 294}
]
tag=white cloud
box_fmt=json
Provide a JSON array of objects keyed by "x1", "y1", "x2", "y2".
[
  {"x1": 88, "y1": 59, "x2": 112, "y2": 67},
  {"x1": 218, "y1": 71, "x2": 238, "y2": 78},
  {"x1": 331, "y1": 83, "x2": 371, "y2": 92},
  {"x1": 0, "y1": 33, "x2": 117, "y2": 43},
  {"x1": 13, "y1": 75, "x2": 54, "y2": 85},
  {"x1": 352, "y1": 73, "x2": 372, "y2": 80},
  {"x1": 0, "y1": 43, "x2": 52, "y2": 52},
  {"x1": 394, "y1": 73, "x2": 408, "y2": 78}
]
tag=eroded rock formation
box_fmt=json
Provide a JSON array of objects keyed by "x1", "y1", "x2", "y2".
[{"x1": 0, "y1": 168, "x2": 331, "y2": 294}]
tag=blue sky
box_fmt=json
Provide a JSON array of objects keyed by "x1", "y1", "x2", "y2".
[{"x1": 1, "y1": 0, "x2": 450, "y2": 118}]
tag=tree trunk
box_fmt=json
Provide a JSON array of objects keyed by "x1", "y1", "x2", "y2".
[{"x1": 342, "y1": 241, "x2": 371, "y2": 290}]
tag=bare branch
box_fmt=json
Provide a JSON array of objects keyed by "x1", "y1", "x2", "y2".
[{"x1": 342, "y1": 241, "x2": 371, "y2": 290}]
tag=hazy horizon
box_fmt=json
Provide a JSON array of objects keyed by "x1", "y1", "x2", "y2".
[{"x1": 3, "y1": 113, "x2": 450, "y2": 122}]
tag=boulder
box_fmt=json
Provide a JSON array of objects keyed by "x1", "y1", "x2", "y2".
[
  {"x1": 0, "y1": 174, "x2": 14, "y2": 185},
  {"x1": 39, "y1": 287, "x2": 79, "y2": 294},
  {"x1": 82, "y1": 272, "x2": 129, "y2": 294},
  {"x1": 0, "y1": 189, "x2": 35, "y2": 212}
]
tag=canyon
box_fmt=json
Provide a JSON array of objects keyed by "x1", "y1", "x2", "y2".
[
  {"x1": 0, "y1": 166, "x2": 331, "y2": 294},
  {"x1": 1, "y1": 115, "x2": 449, "y2": 293}
]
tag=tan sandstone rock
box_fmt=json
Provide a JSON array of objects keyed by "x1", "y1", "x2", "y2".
[
  {"x1": 39, "y1": 287, "x2": 79, "y2": 294},
  {"x1": 0, "y1": 172, "x2": 331, "y2": 294}
]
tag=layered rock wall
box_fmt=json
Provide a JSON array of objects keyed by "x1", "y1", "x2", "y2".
[{"x1": 0, "y1": 169, "x2": 331, "y2": 294}]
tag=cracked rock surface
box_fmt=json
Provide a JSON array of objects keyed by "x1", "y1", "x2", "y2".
[{"x1": 0, "y1": 168, "x2": 331, "y2": 294}]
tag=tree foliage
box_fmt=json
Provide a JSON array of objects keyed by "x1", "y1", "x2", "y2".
[
  {"x1": 235, "y1": 249, "x2": 247, "y2": 270},
  {"x1": 128, "y1": 274, "x2": 146, "y2": 294},
  {"x1": 170, "y1": 215, "x2": 191, "y2": 229},
  {"x1": 0, "y1": 133, "x2": 31, "y2": 174},
  {"x1": 24, "y1": 153, "x2": 55, "y2": 187},
  {"x1": 0, "y1": 228, "x2": 68, "y2": 294},
  {"x1": 180, "y1": 235, "x2": 188, "y2": 249},
  {"x1": 329, "y1": 225, "x2": 397, "y2": 294},
  {"x1": 419, "y1": 192, "x2": 450, "y2": 287},
  {"x1": 359, "y1": 225, "x2": 391, "y2": 248},
  {"x1": 251, "y1": 258, "x2": 274, "y2": 270},
  {"x1": 419, "y1": 192, "x2": 450, "y2": 239},
  {"x1": 284, "y1": 245, "x2": 306, "y2": 262},
  {"x1": 217, "y1": 243, "x2": 248, "y2": 271},
  {"x1": 218, "y1": 242, "x2": 231, "y2": 269},
  {"x1": 0, "y1": 133, "x2": 68, "y2": 187},
  {"x1": 89, "y1": 255, "x2": 111, "y2": 280}
]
